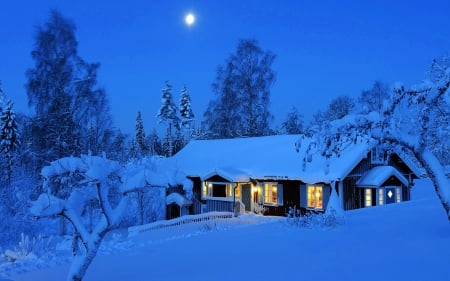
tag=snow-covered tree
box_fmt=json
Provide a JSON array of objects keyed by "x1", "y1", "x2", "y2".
[
  {"x1": 31, "y1": 154, "x2": 190, "y2": 280},
  {"x1": 281, "y1": 106, "x2": 303, "y2": 134},
  {"x1": 148, "y1": 128, "x2": 163, "y2": 156},
  {"x1": 1, "y1": 101, "x2": 20, "y2": 183},
  {"x1": 179, "y1": 85, "x2": 195, "y2": 137},
  {"x1": 157, "y1": 81, "x2": 179, "y2": 156},
  {"x1": 0, "y1": 81, "x2": 6, "y2": 111},
  {"x1": 303, "y1": 56, "x2": 450, "y2": 220},
  {"x1": 203, "y1": 39, "x2": 276, "y2": 138},
  {"x1": 135, "y1": 111, "x2": 148, "y2": 156},
  {"x1": 30, "y1": 155, "x2": 123, "y2": 281},
  {"x1": 358, "y1": 80, "x2": 389, "y2": 114},
  {"x1": 323, "y1": 95, "x2": 355, "y2": 121},
  {"x1": 26, "y1": 10, "x2": 113, "y2": 165}
]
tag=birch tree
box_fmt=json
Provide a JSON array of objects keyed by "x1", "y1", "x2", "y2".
[{"x1": 203, "y1": 39, "x2": 276, "y2": 138}]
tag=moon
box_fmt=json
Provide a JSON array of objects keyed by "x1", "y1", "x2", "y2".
[{"x1": 185, "y1": 13, "x2": 195, "y2": 26}]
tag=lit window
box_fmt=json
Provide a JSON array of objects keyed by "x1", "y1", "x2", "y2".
[
  {"x1": 396, "y1": 188, "x2": 401, "y2": 203},
  {"x1": 378, "y1": 189, "x2": 384, "y2": 206},
  {"x1": 264, "y1": 183, "x2": 278, "y2": 204},
  {"x1": 307, "y1": 185, "x2": 323, "y2": 209},
  {"x1": 203, "y1": 182, "x2": 233, "y2": 199},
  {"x1": 365, "y1": 189, "x2": 372, "y2": 207}
]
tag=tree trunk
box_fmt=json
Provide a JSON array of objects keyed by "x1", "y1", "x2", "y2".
[
  {"x1": 414, "y1": 147, "x2": 450, "y2": 220},
  {"x1": 67, "y1": 234, "x2": 104, "y2": 281}
]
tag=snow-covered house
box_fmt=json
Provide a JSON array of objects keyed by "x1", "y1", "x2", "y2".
[{"x1": 167, "y1": 135, "x2": 420, "y2": 216}]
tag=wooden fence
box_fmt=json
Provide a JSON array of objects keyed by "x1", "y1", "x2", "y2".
[{"x1": 128, "y1": 212, "x2": 234, "y2": 237}]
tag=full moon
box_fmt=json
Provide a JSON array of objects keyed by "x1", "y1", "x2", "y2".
[{"x1": 185, "y1": 13, "x2": 195, "y2": 26}]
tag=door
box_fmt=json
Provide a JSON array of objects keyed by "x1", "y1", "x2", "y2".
[
  {"x1": 385, "y1": 186, "x2": 396, "y2": 204},
  {"x1": 241, "y1": 184, "x2": 252, "y2": 211}
]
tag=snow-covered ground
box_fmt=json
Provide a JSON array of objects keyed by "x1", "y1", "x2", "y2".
[{"x1": 3, "y1": 179, "x2": 450, "y2": 281}]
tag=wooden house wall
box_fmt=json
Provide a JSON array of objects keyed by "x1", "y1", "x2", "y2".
[
  {"x1": 188, "y1": 176, "x2": 203, "y2": 215},
  {"x1": 343, "y1": 176, "x2": 363, "y2": 211}
]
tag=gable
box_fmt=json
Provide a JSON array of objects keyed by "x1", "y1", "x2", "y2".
[
  {"x1": 356, "y1": 166, "x2": 409, "y2": 188},
  {"x1": 204, "y1": 174, "x2": 230, "y2": 183}
]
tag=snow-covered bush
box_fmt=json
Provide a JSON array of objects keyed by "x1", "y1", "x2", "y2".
[
  {"x1": 254, "y1": 203, "x2": 266, "y2": 215},
  {"x1": 2, "y1": 233, "x2": 55, "y2": 263},
  {"x1": 287, "y1": 208, "x2": 344, "y2": 229}
]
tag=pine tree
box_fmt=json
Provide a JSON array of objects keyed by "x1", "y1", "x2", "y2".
[
  {"x1": 135, "y1": 111, "x2": 147, "y2": 156},
  {"x1": 162, "y1": 128, "x2": 171, "y2": 157},
  {"x1": 157, "y1": 81, "x2": 179, "y2": 156},
  {"x1": 148, "y1": 129, "x2": 163, "y2": 156},
  {"x1": 179, "y1": 85, "x2": 195, "y2": 136},
  {"x1": 0, "y1": 81, "x2": 5, "y2": 112},
  {"x1": 0, "y1": 101, "x2": 20, "y2": 183}
]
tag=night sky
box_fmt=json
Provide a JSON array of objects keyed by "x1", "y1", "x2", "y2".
[{"x1": 1, "y1": 0, "x2": 449, "y2": 134}]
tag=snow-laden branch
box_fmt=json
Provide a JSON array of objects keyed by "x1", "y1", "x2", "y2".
[{"x1": 304, "y1": 57, "x2": 450, "y2": 220}]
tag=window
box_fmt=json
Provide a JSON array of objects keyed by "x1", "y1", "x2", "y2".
[
  {"x1": 396, "y1": 188, "x2": 401, "y2": 203},
  {"x1": 371, "y1": 147, "x2": 385, "y2": 164},
  {"x1": 307, "y1": 185, "x2": 323, "y2": 209},
  {"x1": 264, "y1": 183, "x2": 278, "y2": 204},
  {"x1": 365, "y1": 188, "x2": 372, "y2": 207},
  {"x1": 212, "y1": 183, "x2": 227, "y2": 197},
  {"x1": 378, "y1": 188, "x2": 384, "y2": 206},
  {"x1": 203, "y1": 182, "x2": 233, "y2": 199}
]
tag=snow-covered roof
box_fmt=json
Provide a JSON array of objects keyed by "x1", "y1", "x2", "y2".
[
  {"x1": 356, "y1": 166, "x2": 409, "y2": 188},
  {"x1": 203, "y1": 167, "x2": 250, "y2": 183},
  {"x1": 393, "y1": 148, "x2": 426, "y2": 178},
  {"x1": 166, "y1": 192, "x2": 192, "y2": 206},
  {"x1": 167, "y1": 135, "x2": 375, "y2": 184}
]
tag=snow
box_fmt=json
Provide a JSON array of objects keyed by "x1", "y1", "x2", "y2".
[
  {"x1": 5, "y1": 179, "x2": 450, "y2": 281},
  {"x1": 356, "y1": 166, "x2": 408, "y2": 187},
  {"x1": 165, "y1": 192, "x2": 192, "y2": 207},
  {"x1": 167, "y1": 134, "x2": 377, "y2": 184},
  {"x1": 30, "y1": 194, "x2": 64, "y2": 217}
]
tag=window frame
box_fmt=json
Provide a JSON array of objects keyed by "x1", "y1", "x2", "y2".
[
  {"x1": 264, "y1": 182, "x2": 278, "y2": 205},
  {"x1": 371, "y1": 147, "x2": 385, "y2": 165},
  {"x1": 307, "y1": 185, "x2": 323, "y2": 210},
  {"x1": 202, "y1": 181, "x2": 234, "y2": 200}
]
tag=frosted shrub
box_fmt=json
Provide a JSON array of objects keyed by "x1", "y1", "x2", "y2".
[
  {"x1": 254, "y1": 203, "x2": 266, "y2": 215},
  {"x1": 287, "y1": 207, "x2": 344, "y2": 229},
  {"x1": 2, "y1": 233, "x2": 55, "y2": 263}
]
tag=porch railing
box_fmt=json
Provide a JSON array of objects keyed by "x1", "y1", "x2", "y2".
[{"x1": 128, "y1": 212, "x2": 233, "y2": 237}]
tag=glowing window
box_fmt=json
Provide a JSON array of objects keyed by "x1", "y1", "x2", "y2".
[
  {"x1": 365, "y1": 189, "x2": 372, "y2": 207},
  {"x1": 378, "y1": 189, "x2": 384, "y2": 206},
  {"x1": 264, "y1": 183, "x2": 278, "y2": 204},
  {"x1": 307, "y1": 185, "x2": 323, "y2": 209},
  {"x1": 396, "y1": 188, "x2": 401, "y2": 203},
  {"x1": 203, "y1": 182, "x2": 233, "y2": 199}
]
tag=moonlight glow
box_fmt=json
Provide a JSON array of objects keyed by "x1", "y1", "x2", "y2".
[{"x1": 185, "y1": 13, "x2": 195, "y2": 26}]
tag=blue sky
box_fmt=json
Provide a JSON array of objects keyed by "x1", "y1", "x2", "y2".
[{"x1": 1, "y1": 0, "x2": 449, "y2": 134}]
